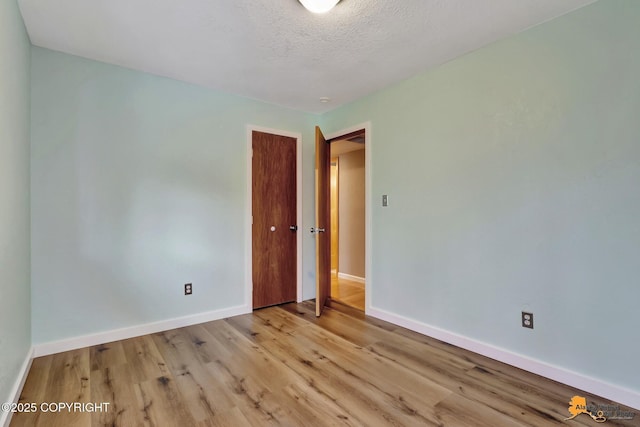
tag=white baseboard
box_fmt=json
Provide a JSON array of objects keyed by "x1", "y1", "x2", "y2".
[
  {"x1": 33, "y1": 304, "x2": 250, "y2": 357},
  {"x1": 337, "y1": 272, "x2": 365, "y2": 284},
  {"x1": 367, "y1": 306, "x2": 640, "y2": 411},
  {"x1": 1, "y1": 347, "x2": 34, "y2": 427}
]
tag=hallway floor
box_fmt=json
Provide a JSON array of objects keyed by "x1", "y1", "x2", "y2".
[{"x1": 331, "y1": 274, "x2": 364, "y2": 311}]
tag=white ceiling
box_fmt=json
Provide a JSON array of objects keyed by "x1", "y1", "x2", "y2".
[
  {"x1": 18, "y1": 0, "x2": 595, "y2": 113},
  {"x1": 331, "y1": 139, "x2": 364, "y2": 157}
]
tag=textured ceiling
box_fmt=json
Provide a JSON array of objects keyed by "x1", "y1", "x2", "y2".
[{"x1": 18, "y1": 0, "x2": 595, "y2": 113}]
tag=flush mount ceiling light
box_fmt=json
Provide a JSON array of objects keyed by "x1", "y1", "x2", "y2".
[{"x1": 299, "y1": 0, "x2": 340, "y2": 14}]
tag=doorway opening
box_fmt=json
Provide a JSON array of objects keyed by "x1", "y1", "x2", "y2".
[{"x1": 328, "y1": 130, "x2": 365, "y2": 311}]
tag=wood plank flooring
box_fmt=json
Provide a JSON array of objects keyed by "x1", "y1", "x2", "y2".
[
  {"x1": 11, "y1": 301, "x2": 637, "y2": 426},
  {"x1": 331, "y1": 275, "x2": 365, "y2": 311}
]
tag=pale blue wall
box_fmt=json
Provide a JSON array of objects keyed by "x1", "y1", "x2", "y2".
[
  {"x1": 324, "y1": 1, "x2": 640, "y2": 392},
  {"x1": 31, "y1": 48, "x2": 318, "y2": 344},
  {"x1": 0, "y1": 0, "x2": 31, "y2": 405}
]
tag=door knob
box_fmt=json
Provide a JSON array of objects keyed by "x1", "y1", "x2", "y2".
[
  {"x1": 270, "y1": 226, "x2": 276, "y2": 232},
  {"x1": 310, "y1": 227, "x2": 326, "y2": 233},
  {"x1": 289, "y1": 225, "x2": 298, "y2": 231}
]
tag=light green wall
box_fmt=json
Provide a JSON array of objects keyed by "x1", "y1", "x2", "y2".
[
  {"x1": 31, "y1": 48, "x2": 318, "y2": 344},
  {"x1": 324, "y1": 1, "x2": 640, "y2": 392},
  {"x1": 0, "y1": 0, "x2": 31, "y2": 405}
]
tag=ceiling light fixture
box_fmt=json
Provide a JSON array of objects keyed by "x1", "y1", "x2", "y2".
[{"x1": 299, "y1": 0, "x2": 340, "y2": 14}]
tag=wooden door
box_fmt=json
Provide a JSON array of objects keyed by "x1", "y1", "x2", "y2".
[
  {"x1": 315, "y1": 127, "x2": 331, "y2": 316},
  {"x1": 252, "y1": 131, "x2": 297, "y2": 309}
]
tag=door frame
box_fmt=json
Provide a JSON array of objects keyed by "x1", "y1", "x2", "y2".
[
  {"x1": 245, "y1": 125, "x2": 303, "y2": 310},
  {"x1": 324, "y1": 121, "x2": 372, "y2": 313}
]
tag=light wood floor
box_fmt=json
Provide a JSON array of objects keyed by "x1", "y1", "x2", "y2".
[
  {"x1": 331, "y1": 275, "x2": 365, "y2": 311},
  {"x1": 11, "y1": 301, "x2": 636, "y2": 426}
]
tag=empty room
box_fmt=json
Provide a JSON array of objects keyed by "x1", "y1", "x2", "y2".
[{"x1": 1, "y1": 0, "x2": 639, "y2": 425}]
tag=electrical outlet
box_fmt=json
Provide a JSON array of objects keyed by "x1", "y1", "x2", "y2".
[
  {"x1": 522, "y1": 311, "x2": 533, "y2": 329},
  {"x1": 184, "y1": 283, "x2": 193, "y2": 295}
]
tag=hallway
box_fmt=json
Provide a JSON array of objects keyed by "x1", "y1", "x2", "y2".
[{"x1": 331, "y1": 274, "x2": 364, "y2": 311}]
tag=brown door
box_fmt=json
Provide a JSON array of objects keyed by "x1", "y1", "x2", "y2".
[
  {"x1": 252, "y1": 131, "x2": 297, "y2": 309},
  {"x1": 315, "y1": 127, "x2": 331, "y2": 316}
]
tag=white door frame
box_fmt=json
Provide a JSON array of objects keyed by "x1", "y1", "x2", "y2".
[
  {"x1": 245, "y1": 125, "x2": 303, "y2": 310},
  {"x1": 324, "y1": 121, "x2": 372, "y2": 314}
]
